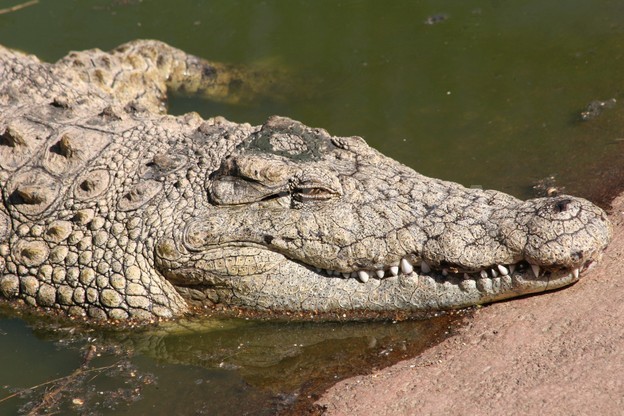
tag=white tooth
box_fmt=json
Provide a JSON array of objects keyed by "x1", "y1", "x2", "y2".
[
  {"x1": 509, "y1": 264, "x2": 516, "y2": 274},
  {"x1": 400, "y1": 258, "x2": 414, "y2": 275},
  {"x1": 376, "y1": 269, "x2": 385, "y2": 278},
  {"x1": 491, "y1": 268, "x2": 498, "y2": 278},
  {"x1": 463, "y1": 273, "x2": 470, "y2": 280},
  {"x1": 358, "y1": 270, "x2": 370, "y2": 283},
  {"x1": 442, "y1": 268, "x2": 448, "y2": 276},
  {"x1": 315, "y1": 267, "x2": 321, "y2": 273},
  {"x1": 531, "y1": 264, "x2": 540, "y2": 277},
  {"x1": 480, "y1": 270, "x2": 488, "y2": 279},
  {"x1": 341, "y1": 272, "x2": 350, "y2": 278},
  {"x1": 390, "y1": 266, "x2": 399, "y2": 276},
  {"x1": 420, "y1": 261, "x2": 431, "y2": 273},
  {"x1": 573, "y1": 268, "x2": 580, "y2": 279},
  {"x1": 497, "y1": 264, "x2": 509, "y2": 276}
]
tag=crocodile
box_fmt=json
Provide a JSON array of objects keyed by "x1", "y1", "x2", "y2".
[{"x1": 0, "y1": 40, "x2": 612, "y2": 321}]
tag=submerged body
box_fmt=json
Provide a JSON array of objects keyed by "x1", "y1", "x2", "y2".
[{"x1": 0, "y1": 41, "x2": 612, "y2": 321}]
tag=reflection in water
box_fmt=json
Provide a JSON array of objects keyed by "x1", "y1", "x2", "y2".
[{"x1": 0, "y1": 310, "x2": 460, "y2": 415}]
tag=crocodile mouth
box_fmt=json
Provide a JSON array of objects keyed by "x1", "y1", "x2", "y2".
[
  {"x1": 311, "y1": 258, "x2": 588, "y2": 285},
  {"x1": 179, "y1": 213, "x2": 596, "y2": 294},
  {"x1": 163, "y1": 239, "x2": 594, "y2": 315},
  {"x1": 174, "y1": 238, "x2": 589, "y2": 290}
]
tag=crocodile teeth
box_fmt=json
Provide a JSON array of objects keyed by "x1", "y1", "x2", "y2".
[
  {"x1": 400, "y1": 258, "x2": 413, "y2": 275},
  {"x1": 530, "y1": 264, "x2": 540, "y2": 278},
  {"x1": 321, "y1": 260, "x2": 552, "y2": 283},
  {"x1": 572, "y1": 268, "x2": 580, "y2": 279}
]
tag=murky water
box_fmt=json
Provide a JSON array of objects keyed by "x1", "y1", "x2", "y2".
[
  {"x1": 1, "y1": 0, "x2": 624, "y2": 414},
  {"x1": 0, "y1": 306, "x2": 456, "y2": 414},
  {"x1": 0, "y1": 309, "x2": 453, "y2": 415}
]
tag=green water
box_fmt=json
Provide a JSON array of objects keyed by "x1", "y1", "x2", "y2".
[
  {"x1": 0, "y1": 309, "x2": 455, "y2": 414},
  {"x1": 1, "y1": 0, "x2": 624, "y2": 414}
]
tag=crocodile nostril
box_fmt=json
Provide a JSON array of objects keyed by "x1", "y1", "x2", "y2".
[
  {"x1": 570, "y1": 251, "x2": 583, "y2": 262},
  {"x1": 554, "y1": 199, "x2": 572, "y2": 213}
]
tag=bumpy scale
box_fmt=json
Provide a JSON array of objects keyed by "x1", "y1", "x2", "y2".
[{"x1": 0, "y1": 40, "x2": 612, "y2": 321}]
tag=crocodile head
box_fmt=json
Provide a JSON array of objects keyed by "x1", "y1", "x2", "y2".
[
  {"x1": 156, "y1": 116, "x2": 612, "y2": 315},
  {"x1": 0, "y1": 41, "x2": 611, "y2": 322}
]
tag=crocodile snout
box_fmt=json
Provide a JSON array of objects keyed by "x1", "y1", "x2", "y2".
[{"x1": 520, "y1": 196, "x2": 612, "y2": 268}]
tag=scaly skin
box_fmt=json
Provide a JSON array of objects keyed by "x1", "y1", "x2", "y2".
[{"x1": 0, "y1": 40, "x2": 612, "y2": 321}]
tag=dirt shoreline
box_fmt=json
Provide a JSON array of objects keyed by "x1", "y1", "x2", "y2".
[{"x1": 317, "y1": 194, "x2": 624, "y2": 415}]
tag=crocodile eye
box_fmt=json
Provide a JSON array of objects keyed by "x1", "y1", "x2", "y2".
[{"x1": 292, "y1": 186, "x2": 336, "y2": 202}]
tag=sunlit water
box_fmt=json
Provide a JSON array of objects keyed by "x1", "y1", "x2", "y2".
[{"x1": 1, "y1": 0, "x2": 624, "y2": 414}]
